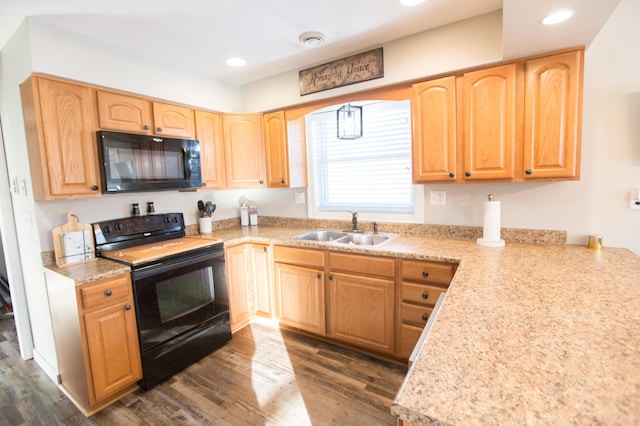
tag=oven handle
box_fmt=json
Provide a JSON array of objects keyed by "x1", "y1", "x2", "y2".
[
  {"x1": 152, "y1": 315, "x2": 227, "y2": 359},
  {"x1": 132, "y1": 249, "x2": 224, "y2": 279}
]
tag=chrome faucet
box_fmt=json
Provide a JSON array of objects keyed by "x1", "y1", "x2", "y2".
[
  {"x1": 373, "y1": 222, "x2": 379, "y2": 234},
  {"x1": 348, "y1": 210, "x2": 359, "y2": 232}
]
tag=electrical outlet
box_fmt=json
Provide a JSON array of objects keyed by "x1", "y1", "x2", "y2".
[
  {"x1": 295, "y1": 192, "x2": 306, "y2": 205},
  {"x1": 630, "y1": 188, "x2": 640, "y2": 210},
  {"x1": 430, "y1": 190, "x2": 446, "y2": 206}
]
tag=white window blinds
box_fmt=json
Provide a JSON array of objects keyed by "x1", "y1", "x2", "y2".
[{"x1": 308, "y1": 100, "x2": 413, "y2": 214}]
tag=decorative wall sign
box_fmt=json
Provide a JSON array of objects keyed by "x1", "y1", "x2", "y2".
[{"x1": 299, "y1": 48, "x2": 384, "y2": 96}]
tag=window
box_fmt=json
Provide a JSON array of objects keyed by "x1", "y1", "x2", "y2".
[{"x1": 306, "y1": 99, "x2": 423, "y2": 222}]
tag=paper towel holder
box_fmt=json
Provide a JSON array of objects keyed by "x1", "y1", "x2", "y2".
[{"x1": 477, "y1": 194, "x2": 505, "y2": 247}]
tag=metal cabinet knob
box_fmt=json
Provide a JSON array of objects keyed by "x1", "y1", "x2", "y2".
[
  {"x1": 143, "y1": 125, "x2": 150, "y2": 131},
  {"x1": 317, "y1": 273, "x2": 321, "y2": 279},
  {"x1": 421, "y1": 313, "x2": 429, "y2": 321},
  {"x1": 422, "y1": 292, "x2": 429, "y2": 299},
  {"x1": 125, "y1": 304, "x2": 131, "y2": 311},
  {"x1": 448, "y1": 172, "x2": 455, "y2": 178},
  {"x1": 259, "y1": 180, "x2": 264, "y2": 185},
  {"x1": 329, "y1": 275, "x2": 334, "y2": 281},
  {"x1": 422, "y1": 271, "x2": 429, "y2": 278},
  {"x1": 91, "y1": 185, "x2": 99, "y2": 191},
  {"x1": 105, "y1": 290, "x2": 112, "y2": 296},
  {"x1": 157, "y1": 127, "x2": 163, "y2": 132},
  {"x1": 525, "y1": 169, "x2": 533, "y2": 175},
  {"x1": 465, "y1": 171, "x2": 472, "y2": 177},
  {"x1": 281, "y1": 179, "x2": 286, "y2": 184}
]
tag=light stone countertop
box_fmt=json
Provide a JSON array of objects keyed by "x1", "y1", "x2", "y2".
[{"x1": 44, "y1": 224, "x2": 640, "y2": 423}]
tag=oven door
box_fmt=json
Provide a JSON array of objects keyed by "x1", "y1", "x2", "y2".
[{"x1": 131, "y1": 249, "x2": 229, "y2": 354}]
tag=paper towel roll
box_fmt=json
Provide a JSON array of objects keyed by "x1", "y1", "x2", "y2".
[{"x1": 477, "y1": 197, "x2": 505, "y2": 247}]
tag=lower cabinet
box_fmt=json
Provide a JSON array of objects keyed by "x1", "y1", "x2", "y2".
[
  {"x1": 397, "y1": 259, "x2": 455, "y2": 359},
  {"x1": 274, "y1": 245, "x2": 326, "y2": 335},
  {"x1": 45, "y1": 270, "x2": 142, "y2": 416},
  {"x1": 225, "y1": 243, "x2": 273, "y2": 332}
]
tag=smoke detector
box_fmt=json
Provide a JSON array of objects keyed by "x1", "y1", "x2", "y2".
[{"x1": 299, "y1": 31, "x2": 326, "y2": 48}]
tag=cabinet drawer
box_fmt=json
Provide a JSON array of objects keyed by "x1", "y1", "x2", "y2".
[
  {"x1": 401, "y1": 303, "x2": 433, "y2": 327},
  {"x1": 401, "y1": 259, "x2": 455, "y2": 284},
  {"x1": 329, "y1": 252, "x2": 395, "y2": 278},
  {"x1": 274, "y1": 245, "x2": 325, "y2": 268},
  {"x1": 398, "y1": 323, "x2": 424, "y2": 359},
  {"x1": 401, "y1": 282, "x2": 447, "y2": 306},
  {"x1": 80, "y1": 275, "x2": 132, "y2": 311}
]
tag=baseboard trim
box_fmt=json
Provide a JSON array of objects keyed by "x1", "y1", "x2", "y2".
[{"x1": 33, "y1": 349, "x2": 60, "y2": 384}]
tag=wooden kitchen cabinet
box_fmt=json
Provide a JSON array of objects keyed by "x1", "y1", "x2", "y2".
[
  {"x1": 45, "y1": 270, "x2": 142, "y2": 416},
  {"x1": 397, "y1": 259, "x2": 455, "y2": 359},
  {"x1": 223, "y1": 114, "x2": 267, "y2": 188},
  {"x1": 195, "y1": 110, "x2": 227, "y2": 189},
  {"x1": 274, "y1": 245, "x2": 326, "y2": 336},
  {"x1": 225, "y1": 244, "x2": 254, "y2": 332},
  {"x1": 264, "y1": 110, "x2": 308, "y2": 188},
  {"x1": 96, "y1": 90, "x2": 195, "y2": 138},
  {"x1": 411, "y1": 76, "x2": 458, "y2": 182},
  {"x1": 20, "y1": 76, "x2": 102, "y2": 200},
  {"x1": 225, "y1": 243, "x2": 273, "y2": 331},
  {"x1": 462, "y1": 64, "x2": 519, "y2": 181},
  {"x1": 523, "y1": 50, "x2": 583, "y2": 180},
  {"x1": 328, "y1": 252, "x2": 396, "y2": 355}
]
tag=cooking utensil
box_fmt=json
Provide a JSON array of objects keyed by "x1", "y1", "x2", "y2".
[
  {"x1": 205, "y1": 202, "x2": 216, "y2": 217},
  {"x1": 197, "y1": 200, "x2": 205, "y2": 217}
]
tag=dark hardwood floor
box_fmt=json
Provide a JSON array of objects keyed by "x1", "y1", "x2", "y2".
[{"x1": 0, "y1": 318, "x2": 407, "y2": 425}]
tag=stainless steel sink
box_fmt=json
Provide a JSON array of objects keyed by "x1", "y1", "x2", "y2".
[
  {"x1": 294, "y1": 230, "x2": 349, "y2": 242},
  {"x1": 335, "y1": 233, "x2": 393, "y2": 246},
  {"x1": 294, "y1": 230, "x2": 396, "y2": 247}
]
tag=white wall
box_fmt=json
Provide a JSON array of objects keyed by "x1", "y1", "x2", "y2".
[{"x1": 242, "y1": 11, "x2": 503, "y2": 111}]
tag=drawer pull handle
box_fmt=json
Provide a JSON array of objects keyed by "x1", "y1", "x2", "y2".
[
  {"x1": 105, "y1": 290, "x2": 113, "y2": 296},
  {"x1": 421, "y1": 313, "x2": 429, "y2": 321},
  {"x1": 125, "y1": 304, "x2": 131, "y2": 311},
  {"x1": 422, "y1": 292, "x2": 429, "y2": 299},
  {"x1": 422, "y1": 271, "x2": 429, "y2": 278},
  {"x1": 329, "y1": 275, "x2": 334, "y2": 281},
  {"x1": 317, "y1": 273, "x2": 321, "y2": 279}
]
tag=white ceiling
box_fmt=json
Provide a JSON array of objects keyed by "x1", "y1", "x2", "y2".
[{"x1": 0, "y1": 0, "x2": 621, "y2": 86}]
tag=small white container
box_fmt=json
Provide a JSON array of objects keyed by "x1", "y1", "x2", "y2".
[
  {"x1": 198, "y1": 217, "x2": 212, "y2": 234},
  {"x1": 249, "y1": 206, "x2": 258, "y2": 226},
  {"x1": 240, "y1": 206, "x2": 249, "y2": 226}
]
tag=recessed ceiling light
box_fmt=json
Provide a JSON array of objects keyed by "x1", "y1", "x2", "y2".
[
  {"x1": 226, "y1": 57, "x2": 246, "y2": 67},
  {"x1": 542, "y1": 10, "x2": 575, "y2": 25},
  {"x1": 400, "y1": 0, "x2": 425, "y2": 6},
  {"x1": 299, "y1": 31, "x2": 326, "y2": 48}
]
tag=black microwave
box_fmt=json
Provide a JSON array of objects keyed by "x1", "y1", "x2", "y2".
[{"x1": 97, "y1": 131, "x2": 202, "y2": 193}]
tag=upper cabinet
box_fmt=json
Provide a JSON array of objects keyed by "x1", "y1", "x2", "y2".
[
  {"x1": 523, "y1": 50, "x2": 582, "y2": 180},
  {"x1": 462, "y1": 64, "x2": 518, "y2": 181},
  {"x1": 195, "y1": 110, "x2": 227, "y2": 189},
  {"x1": 412, "y1": 48, "x2": 583, "y2": 184},
  {"x1": 20, "y1": 76, "x2": 102, "y2": 200},
  {"x1": 264, "y1": 111, "x2": 308, "y2": 188},
  {"x1": 411, "y1": 76, "x2": 458, "y2": 182},
  {"x1": 223, "y1": 114, "x2": 266, "y2": 188},
  {"x1": 96, "y1": 90, "x2": 195, "y2": 138}
]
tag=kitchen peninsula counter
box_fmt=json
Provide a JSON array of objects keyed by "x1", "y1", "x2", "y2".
[
  {"x1": 43, "y1": 224, "x2": 640, "y2": 423},
  {"x1": 197, "y1": 225, "x2": 640, "y2": 425}
]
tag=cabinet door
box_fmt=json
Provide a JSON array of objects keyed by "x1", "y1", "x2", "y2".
[
  {"x1": 84, "y1": 301, "x2": 142, "y2": 403},
  {"x1": 96, "y1": 90, "x2": 153, "y2": 134},
  {"x1": 463, "y1": 64, "x2": 517, "y2": 181},
  {"x1": 275, "y1": 263, "x2": 325, "y2": 336},
  {"x1": 251, "y1": 244, "x2": 273, "y2": 318},
  {"x1": 152, "y1": 101, "x2": 195, "y2": 138},
  {"x1": 195, "y1": 110, "x2": 227, "y2": 189},
  {"x1": 225, "y1": 244, "x2": 253, "y2": 332},
  {"x1": 264, "y1": 111, "x2": 289, "y2": 188},
  {"x1": 223, "y1": 114, "x2": 266, "y2": 188},
  {"x1": 25, "y1": 78, "x2": 101, "y2": 199},
  {"x1": 523, "y1": 50, "x2": 582, "y2": 179},
  {"x1": 328, "y1": 272, "x2": 395, "y2": 355},
  {"x1": 411, "y1": 76, "x2": 458, "y2": 182}
]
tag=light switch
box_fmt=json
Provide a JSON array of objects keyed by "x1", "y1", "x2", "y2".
[{"x1": 430, "y1": 190, "x2": 446, "y2": 206}]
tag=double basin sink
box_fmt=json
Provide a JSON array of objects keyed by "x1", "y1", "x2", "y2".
[{"x1": 294, "y1": 230, "x2": 396, "y2": 247}]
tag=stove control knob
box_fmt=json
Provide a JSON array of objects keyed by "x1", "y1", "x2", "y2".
[
  {"x1": 114, "y1": 223, "x2": 123, "y2": 231},
  {"x1": 103, "y1": 225, "x2": 111, "y2": 234}
]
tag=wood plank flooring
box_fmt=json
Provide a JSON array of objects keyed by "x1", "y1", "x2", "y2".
[{"x1": 0, "y1": 318, "x2": 407, "y2": 425}]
